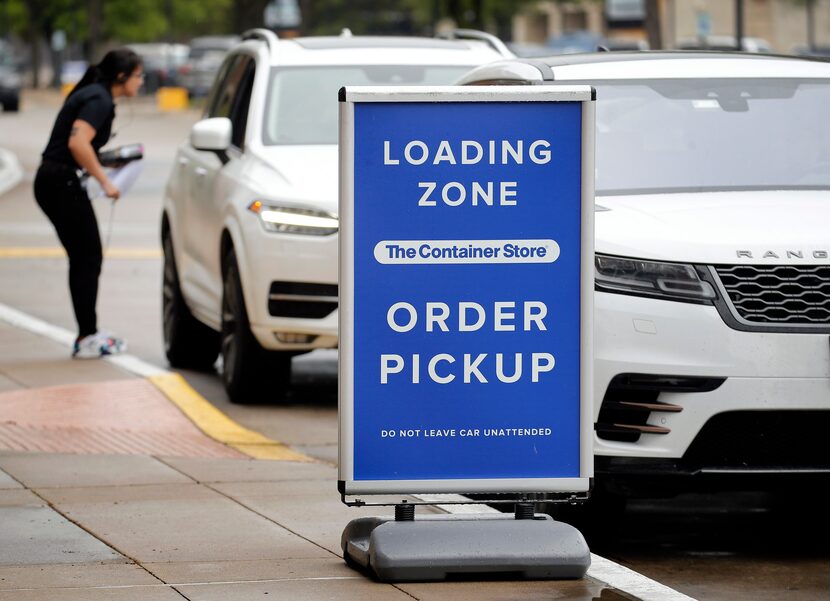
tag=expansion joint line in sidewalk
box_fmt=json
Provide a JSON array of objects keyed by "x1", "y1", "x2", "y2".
[
  {"x1": 19, "y1": 485, "x2": 182, "y2": 596},
  {"x1": 196, "y1": 476, "x2": 340, "y2": 559}
]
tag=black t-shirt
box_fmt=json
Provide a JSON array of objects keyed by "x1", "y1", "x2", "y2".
[{"x1": 41, "y1": 83, "x2": 115, "y2": 168}]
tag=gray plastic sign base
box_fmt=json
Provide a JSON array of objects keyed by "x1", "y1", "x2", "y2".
[{"x1": 341, "y1": 513, "x2": 590, "y2": 582}]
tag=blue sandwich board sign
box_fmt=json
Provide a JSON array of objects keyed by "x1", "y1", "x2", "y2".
[{"x1": 339, "y1": 86, "x2": 595, "y2": 496}]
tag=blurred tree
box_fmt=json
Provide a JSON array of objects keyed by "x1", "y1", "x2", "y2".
[
  {"x1": 170, "y1": 0, "x2": 233, "y2": 38},
  {"x1": 87, "y1": 0, "x2": 101, "y2": 61},
  {"x1": 4, "y1": 0, "x2": 234, "y2": 87},
  {"x1": 3, "y1": 1, "x2": 27, "y2": 39},
  {"x1": 104, "y1": 0, "x2": 167, "y2": 44},
  {"x1": 302, "y1": 0, "x2": 420, "y2": 35},
  {"x1": 233, "y1": 0, "x2": 268, "y2": 32},
  {"x1": 302, "y1": 0, "x2": 535, "y2": 37},
  {"x1": 645, "y1": 0, "x2": 662, "y2": 50},
  {"x1": 487, "y1": 0, "x2": 536, "y2": 40},
  {"x1": 6, "y1": 0, "x2": 80, "y2": 87},
  {"x1": 106, "y1": 0, "x2": 232, "y2": 43},
  {"x1": 6, "y1": 0, "x2": 542, "y2": 86}
]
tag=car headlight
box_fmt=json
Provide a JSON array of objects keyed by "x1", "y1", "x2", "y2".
[
  {"x1": 248, "y1": 201, "x2": 338, "y2": 236},
  {"x1": 595, "y1": 254, "x2": 716, "y2": 303}
]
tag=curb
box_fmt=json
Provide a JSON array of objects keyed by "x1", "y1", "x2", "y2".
[{"x1": 0, "y1": 301, "x2": 313, "y2": 463}]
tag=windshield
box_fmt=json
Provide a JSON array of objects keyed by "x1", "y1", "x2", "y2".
[
  {"x1": 592, "y1": 79, "x2": 830, "y2": 194},
  {"x1": 264, "y1": 66, "x2": 473, "y2": 145}
]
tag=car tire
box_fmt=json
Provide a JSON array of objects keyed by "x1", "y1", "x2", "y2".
[
  {"x1": 162, "y1": 231, "x2": 220, "y2": 370},
  {"x1": 221, "y1": 246, "x2": 291, "y2": 404}
]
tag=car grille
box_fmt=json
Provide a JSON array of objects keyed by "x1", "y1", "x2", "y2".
[{"x1": 714, "y1": 265, "x2": 830, "y2": 326}]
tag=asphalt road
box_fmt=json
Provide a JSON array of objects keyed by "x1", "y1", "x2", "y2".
[{"x1": 1, "y1": 89, "x2": 828, "y2": 600}]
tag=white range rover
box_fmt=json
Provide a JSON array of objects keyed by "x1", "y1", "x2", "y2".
[
  {"x1": 161, "y1": 29, "x2": 510, "y2": 403},
  {"x1": 457, "y1": 52, "x2": 830, "y2": 498}
]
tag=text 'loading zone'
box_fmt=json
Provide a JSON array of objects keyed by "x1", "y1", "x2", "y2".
[{"x1": 339, "y1": 87, "x2": 595, "y2": 495}]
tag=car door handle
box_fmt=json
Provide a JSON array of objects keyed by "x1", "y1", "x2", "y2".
[{"x1": 194, "y1": 167, "x2": 208, "y2": 177}]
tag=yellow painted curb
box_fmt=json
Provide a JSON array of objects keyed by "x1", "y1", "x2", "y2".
[
  {"x1": 0, "y1": 247, "x2": 162, "y2": 259},
  {"x1": 232, "y1": 443, "x2": 318, "y2": 461},
  {"x1": 149, "y1": 372, "x2": 313, "y2": 462}
]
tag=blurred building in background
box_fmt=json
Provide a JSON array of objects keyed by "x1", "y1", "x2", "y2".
[
  {"x1": 3, "y1": 0, "x2": 830, "y2": 90},
  {"x1": 513, "y1": 0, "x2": 830, "y2": 55}
]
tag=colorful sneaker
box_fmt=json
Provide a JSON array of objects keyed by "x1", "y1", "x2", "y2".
[{"x1": 72, "y1": 331, "x2": 127, "y2": 358}]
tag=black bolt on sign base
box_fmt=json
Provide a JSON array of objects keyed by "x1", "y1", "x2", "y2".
[
  {"x1": 395, "y1": 503, "x2": 415, "y2": 521},
  {"x1": 514, "y1": 502, "x2": 536, "y2": 520}
]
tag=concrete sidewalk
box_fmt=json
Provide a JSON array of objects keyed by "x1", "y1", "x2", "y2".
[
  {"x1": 0, "y1": 134, "x2": 688, "y2": 599},
  {"x1": 0, "y1": 319, "x2": 634, "y2": 601}
]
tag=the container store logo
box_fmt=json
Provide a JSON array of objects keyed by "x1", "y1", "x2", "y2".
[{"x1": 374, "y1": 239, "x2": 560, "y2": 265}]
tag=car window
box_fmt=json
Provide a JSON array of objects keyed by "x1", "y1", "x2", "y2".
[
  {"x1": 263, "y1": 66, "x2": 473, "y2": 145},
  {"x1": 589, "y1": 78, "x2": 830, "y2": 194},
  {"x1": 207, "y1": 55, "x2": 251, "y2": 120},
  {"x1": 229, "y1": 60, "x2": 256, "y2": 150},
  {"x1": 204, "y1": 56, "x2": 236, "y2": 118}
]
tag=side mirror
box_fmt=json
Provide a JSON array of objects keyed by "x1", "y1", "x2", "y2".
[{"x1": 190, "y1": 117, "x2": 231, "y2": 164}]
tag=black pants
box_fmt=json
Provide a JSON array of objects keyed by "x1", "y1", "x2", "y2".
[{"x1": 34, "y1": 162, "x2": 102, "y2": 339}]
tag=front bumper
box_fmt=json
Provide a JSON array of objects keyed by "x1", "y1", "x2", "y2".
[
  {"x1": 593, "y1": 290, "x2": 830, "y2": 476},
  {"x1": 242, "y1": 224, "x2": 339, "y2": 352},
  {"x1": 595, "y1": 455, "x2": 830, "y2": 497}
]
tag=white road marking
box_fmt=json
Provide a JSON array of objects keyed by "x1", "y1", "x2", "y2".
[
  {"x1": 0, "y1": 148, "x2": 23, "y2": 196},
  {"x1": 588, "y1": 554, "x2": 696, "y2": 601},
  {"x1": 0, "y1": 301, "x2": 75, "y2": 346}
]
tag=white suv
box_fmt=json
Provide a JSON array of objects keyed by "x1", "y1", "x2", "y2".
[
  {"x1": 457, "y1": 52, "x2": 830, "y2": 498},
  {"x1": 161, "y1": 29, "x2": 509, "y2": 403}
]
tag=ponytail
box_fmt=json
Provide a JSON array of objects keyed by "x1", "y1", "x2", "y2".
[
  {"x1": 68, "y1": 65, "x2": 103, "y2": 98},
  {"x1": 67, "y1": 48, "x2": 142, "y2": 100}
]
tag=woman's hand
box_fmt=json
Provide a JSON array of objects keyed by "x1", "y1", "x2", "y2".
[{"x1": 102, "y1": 179, "x2": 120, "y2": 200}]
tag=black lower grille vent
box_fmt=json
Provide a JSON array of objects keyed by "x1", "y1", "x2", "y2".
[
  {"x1": 268, "y1": 281, "x2": 338, "y2": 319},
  {"x1": 683, "y1": 410, "x2": 830, "y2": 470},
  {"x1": 595, "y1": 374, "x2": 726, "y2": 443}
]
